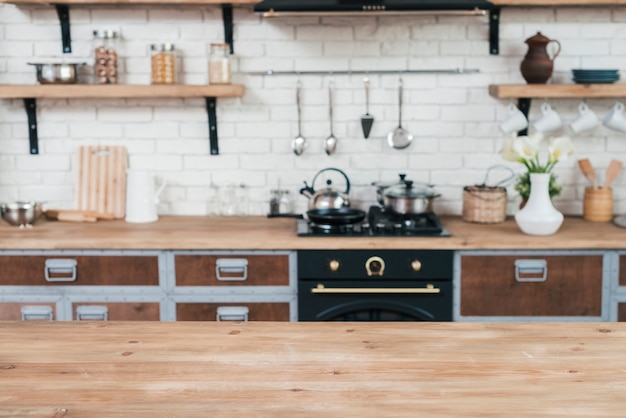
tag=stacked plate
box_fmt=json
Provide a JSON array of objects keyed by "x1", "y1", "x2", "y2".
[{"x1": 572, "y1": 69, "x2": 620, "y2": 84}]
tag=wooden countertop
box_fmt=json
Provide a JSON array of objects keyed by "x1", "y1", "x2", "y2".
[
  {"x1": 0, "y1": 215, "x2": 625, "y2": 250},
  {"x1": 2, "y1": 321, "x2": 626, "y2": 417}
]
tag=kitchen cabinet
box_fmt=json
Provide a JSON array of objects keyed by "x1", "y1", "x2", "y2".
[
  {"x1": 0, "y1": 250, "x2": 167, "y2": 321},
  {"x1": 455, "y1": 250, "x2": 610, "y2": 321},
  {"x1": 169, "y1": 251, "x2": 297, "y2": 321}
]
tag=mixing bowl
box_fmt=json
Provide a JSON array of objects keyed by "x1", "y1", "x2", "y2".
[
  {"x1": 27, "y1": 60, "x2": 86, "y2": 84},
  {"x1": 0, "y1": 201, "x2": 44, "y2": 226}
]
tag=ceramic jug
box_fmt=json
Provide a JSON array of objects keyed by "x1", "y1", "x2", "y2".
[
  {"x1": 125, "y1": 170, "x2": 166, "y2": 223},
  {"x1": 520, "y1": 32, "x2": 561, "y2": 84}
]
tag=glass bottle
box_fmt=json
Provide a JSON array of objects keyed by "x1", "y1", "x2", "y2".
[
  {"x1": 151, "y1": 43, "x2": 177, "y2": 85},
  {"x1": 93, "y1": 29, "x2": 119, "y2": 84},
  {"x1": 208, "y1": 43, "x2": 231, "y2": 85}
]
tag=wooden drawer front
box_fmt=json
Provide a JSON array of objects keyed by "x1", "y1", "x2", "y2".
[
  {"x1": 0, "y1": 302, "x2": 57, "y2": 321},
  {"x1": 175, "y1": 255, "x2": 289, "y2": 286},
  {"x1": 71, "y1": 302, "x2": 160, "y2": 321},
  {"x1": 619, "y1": 256, "x2": 626, "y2": 287},
  {"x1": 619, "y1": 302, "x2": 626, "y2": 322},
  {"x1": 0, "y1": 255, "x2": 159, "y2": 286},
  {"x1": 176, "y1": 302, "x2": 290, "y2": 321},
  {"x1": 460, "y1": 255, "x2": 603, "y2": 317}
]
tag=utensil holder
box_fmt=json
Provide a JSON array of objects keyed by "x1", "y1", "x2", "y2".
[{"x1": 583, "y1": 187, "x2": 613, "y2": 222}]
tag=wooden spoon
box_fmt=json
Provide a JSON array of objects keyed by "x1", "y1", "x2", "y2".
[
  {"x1": 603, "y1": 159, "x2": 623, "y2": 189},
  {"x1": 578, "y1": 158, "x2": 597, "y2": 189}
]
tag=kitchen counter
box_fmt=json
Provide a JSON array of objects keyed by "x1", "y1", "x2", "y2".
[
  {"x1": 0, "y1": 215, "x2": 624, "y2": 250},
  {"x1": 2, "y1": 320, "x2": 626, "y2": 417}
]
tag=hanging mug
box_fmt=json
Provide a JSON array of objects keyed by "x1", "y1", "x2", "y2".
[{"x1": 125, "y1": 170, "x2": 167, "y2": 223}]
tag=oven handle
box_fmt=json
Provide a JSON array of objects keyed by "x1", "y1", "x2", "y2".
[{"x1": 311, "y1": 284, "x2": 441, "y2": 294}]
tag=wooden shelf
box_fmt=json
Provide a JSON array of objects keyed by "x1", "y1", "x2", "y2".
[
  {"x1": 0, "y1": 84, "x2": 245, "y2": 99},
  {"x1": 489, "y1": 83, "x2": 626, "y2": 99}
]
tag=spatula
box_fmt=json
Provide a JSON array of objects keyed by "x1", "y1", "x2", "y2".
[
  {"x1": 603, "y1": 159, "x2": 623, "y2": 188},
  {"x1": 360, "y1": 77, "x2": 374, "y2": 139},
  {"x1": 578, "y1": 158, "x2": 597, "y2": 189}
]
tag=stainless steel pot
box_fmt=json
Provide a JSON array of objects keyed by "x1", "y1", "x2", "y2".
[
  {"x1": 378, "y1": 174, "x2": 440, "y2": 215},
  {"x1": 299, "y1": 167, "x2": 351, "y2": 210},
  {"x1": 28, "y1": 61, "x2": 86, "y2": 84}
]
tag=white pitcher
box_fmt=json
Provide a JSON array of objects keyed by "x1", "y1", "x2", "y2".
[{"x1": 125, "y1": 170, "x2": 166, "y2": 223}]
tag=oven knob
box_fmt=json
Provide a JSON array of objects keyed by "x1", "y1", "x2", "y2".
[
  {"x1": 411, "y1": 260, "x2": 422, "y2": 272},
  {"x1": 365, "y1": 256, "x2": 385, "y2": 277},
  {"x1": 328, "y1": 259, "x2": 340, "y2": 272}
]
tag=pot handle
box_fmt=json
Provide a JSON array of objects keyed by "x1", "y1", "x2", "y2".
[{"x1": 311, "y1": 167, "x2": 351, "y2": 194}]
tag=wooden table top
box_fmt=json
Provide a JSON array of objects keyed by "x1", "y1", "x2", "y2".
[
  {"x1": 2, "y1": 321, "x2": 626, "y2": 417},
  {"x1": 0, "y1": 215, "x2": 624, "y2": 250}
]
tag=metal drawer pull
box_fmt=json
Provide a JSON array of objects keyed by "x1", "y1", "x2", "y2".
[
  {"x1": 311, "y1": 284, "x2": 440, "y2": 294},
  {"x1": 21, "y1": 306, "x2": 54, "y2": 320},
  {"x1": 76, "y1": 305, "x2": 109, "y2": 321},
  {"x1": 216, "y1": 306, "x2": 249, "y2": 322},
  {"x1": 514, "y1": 259, "x2": 547, "y2": 282},
  {"x1": 44, "y1": 259, "x2": 77, "y2": 282},
  {"x1": 216, "y1": 258, "x2": 248, "y2": 281}
]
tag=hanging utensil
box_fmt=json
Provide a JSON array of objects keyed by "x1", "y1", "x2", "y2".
[
  {"x1": 361, "y1": 77, "x2": 374, "y2": 139},
  {"x1": 324, "y1": 80, "x2": 337, "y2": 156},
  {"x1": 603, "y1": 159, "x2": 623, "y2": 189},
  {"x1": 578, "y1": 158, "x2": 597, "y2": 189},
  {"x1": 387, "y1": 77, "x2": 413, "y2": 149},
  {"x1": 292, "y1": 80, "x2": 306, "y2": 156}
]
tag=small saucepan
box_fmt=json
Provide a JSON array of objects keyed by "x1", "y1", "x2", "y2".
[
  {"x1": 306, "y1": 207, "x2": 366, "y2": 226},
  {"x1": 374, "y1": 174, "x2": 440, "y2": 215},
  {"x1": 28, "y1": 59, "x2": 86, "y2": 84}
]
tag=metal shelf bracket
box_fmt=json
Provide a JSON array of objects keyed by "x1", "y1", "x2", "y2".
[
  {"x1": 222, "y1": 3, "x2": 234, "y2": 54},
  {"x1": 489, "y1": 8, "x2": 500, "y2": 55},
  {"x1": 54, "y1": 4, "x2": 72, "y2": 53},
  {"x1": 205, "y1": 97, "x2": 219, "y2": 155},
  {"x1": 517, "y1": 98, "x2": 532, "y2": 136},
  {"x1": 23, "y1": 98, "x2": 39, "y2": 155}
]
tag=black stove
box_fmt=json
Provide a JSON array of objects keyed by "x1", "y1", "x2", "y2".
[{"x1": 297, "y1": 206, "x2": 450, "y2": 237}]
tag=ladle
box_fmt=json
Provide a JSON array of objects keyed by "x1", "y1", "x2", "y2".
[
  {"x1": 324, "y1": 81, "x2": 337, "y2": 156},
  {"x1": 291, "y1": 81, "x2": 306, "y2": 156},
  {"x1": 387, "y1": 77, "x2": 413, "y2": 149}
]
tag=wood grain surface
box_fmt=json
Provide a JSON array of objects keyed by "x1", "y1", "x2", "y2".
[{"x1": 1, "y1": 321, "x2": 626, "y2": 417}]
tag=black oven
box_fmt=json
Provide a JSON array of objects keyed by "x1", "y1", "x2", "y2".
[{"x1": 297, "y1": 250, "x2": 453, "y2": 321}]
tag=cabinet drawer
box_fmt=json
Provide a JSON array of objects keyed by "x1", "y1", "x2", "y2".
[
  {"x1": 619, "y1": 256, "x2": 626, "y2": 287},
  {"x1": 71, "y1": 302, "x2": 160, "y2": 321},
  {"x1": 0, "y1": 255, "x2": 159, "y2": 286},
  {"x1": 176, "y1": 302, "x2": 290, "y2": 321},
  {"x1": 0, "y1": 302, "x2": 57, "y2": 320},
  {"x1": 175, "y1": 254, "x2": 289, "y2": 286},
  {"x1": 460, "y1": 254, "x2": 603, "y2": 317}
]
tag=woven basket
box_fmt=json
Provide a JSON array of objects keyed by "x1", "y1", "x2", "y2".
[{"x1": 462, "y1": 185, "x2": 507, "y2": 224}]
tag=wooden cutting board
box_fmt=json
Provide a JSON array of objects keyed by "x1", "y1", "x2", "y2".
[{"x1": 76, "y1": 146, "x2": 127, "y2": 219}]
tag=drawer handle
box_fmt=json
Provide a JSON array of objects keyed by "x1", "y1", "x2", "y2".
[
  {"x1": 311, "y1": 284, "x2": 441, "y2": 294},
  {"x1": 76, "y1": 305, "x2": 109, "y2": 321},
  {"x1": 514, "y1": 259, "x2": 547, "y2": 282},
  {"x1": 216, "y1": 306, "x2": 249, "y2": 322},
  {"x1": 21, "y1": 306, "x2": 54, "y2": 320},
  {"x1": 216, "y1": 258, "x2": 248, "y2": 281},
  {"x1": 44, "y1": 259, "x2": 77, "y2": 282}
]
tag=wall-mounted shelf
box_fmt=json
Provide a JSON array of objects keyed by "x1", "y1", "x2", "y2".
[{"x1": 0, "y1": 84, "x2": 245, "y2": 155}]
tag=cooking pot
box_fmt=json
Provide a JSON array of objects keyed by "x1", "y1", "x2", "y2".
[
  {"x1": 377, "y1": 174, "x2": 440, "y2": 215},
  {"x1": 28, "y1": 59, "x2": 86, "y2": 84},
  {"x1": 299, "y1": 167, "x2": 351, "y2": 210}
]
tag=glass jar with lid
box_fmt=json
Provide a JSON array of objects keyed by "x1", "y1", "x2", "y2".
[
  {"x1": 92, "y1": 29, "x2": 119, "y2": 84},
  {"x1": 208, "y1": 43, "x2": 231, "y2": 85},
  {"x1": 150, "y1": 43, "x2": 177, "y2": 85}
]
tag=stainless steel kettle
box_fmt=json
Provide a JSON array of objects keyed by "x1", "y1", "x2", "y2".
[{"x1": 299, "y1": 167, "x2": 351, "y2": 210}]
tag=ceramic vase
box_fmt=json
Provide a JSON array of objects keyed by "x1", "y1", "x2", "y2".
[{"x1": 514, "y1": 173, "x2": 563, "y2": 235}]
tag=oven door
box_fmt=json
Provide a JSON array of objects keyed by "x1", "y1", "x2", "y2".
[{"x1": 298, "y1": 280, "x2": 452, "y2": 321}]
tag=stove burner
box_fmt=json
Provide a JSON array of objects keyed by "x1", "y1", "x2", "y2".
[{"x1": 298, "y1": 206, "x2": 450, "y2": 237}]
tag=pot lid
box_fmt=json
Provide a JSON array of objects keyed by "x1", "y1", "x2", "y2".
[{"x1": 384, "y1": 181, "x2": 438, "y2": 198}]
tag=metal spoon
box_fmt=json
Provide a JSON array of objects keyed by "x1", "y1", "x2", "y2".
[
  {"x1": 387, "y1": 77, "x2": 413, "y2": 149},
  {"x1": 325, "y1": 81, "x2": 337, "y2": 156},
  {"x1": 292, "y1": 81, "x2": 306, "y2": 156}
]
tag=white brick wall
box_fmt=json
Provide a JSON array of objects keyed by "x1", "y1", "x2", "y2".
[{"x1": 1, "y1": 4, "x2": 626, "y2": 216}]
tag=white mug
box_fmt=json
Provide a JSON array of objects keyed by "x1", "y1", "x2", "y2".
[
  {"x1": 125, "y1": 170, "x2": 167, "y2": 223},
  {"x1": 570, "y1": 102, "x2": 599, "y2": 134},
  {"x1": 499, "y1": 102, "x2": 528, "y2": 134},
  {"x1": 603, "y1": 102, "x2": 626, "y2": 134},
  {"x1": 533, "y1": 102, "x2": 562, "y2": 133}
]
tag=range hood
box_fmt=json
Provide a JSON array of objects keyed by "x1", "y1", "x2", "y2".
[{"x1": 254, "y1": 0, "x2": 496, "y2": 17}]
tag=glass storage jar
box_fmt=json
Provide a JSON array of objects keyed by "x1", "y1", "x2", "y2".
[
  {"x1": 93, "y1": 29, "x2": 119, "y2": 84},
  {"x1": 151, "y1": 43, "x2": 177, "y2": 85},
  {"x1": 208, "y1": 43, "x2": 231, "y2": 85}
]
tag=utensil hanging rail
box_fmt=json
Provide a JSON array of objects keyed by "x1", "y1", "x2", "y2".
[{"x1": 245, "y1": 68, "x2": 480, "y2": 76}]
